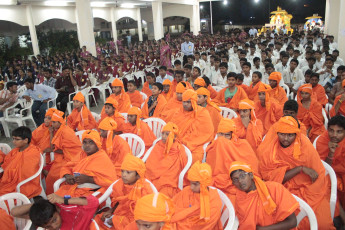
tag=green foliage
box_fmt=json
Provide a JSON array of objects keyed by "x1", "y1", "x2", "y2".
[
  {"x1": 0, "y1": 37, "x2": 32, "y2": 67},
  {"x1": 36, "y1": 30, "x2": 79, "y2": 55},
  {"x1": 95, "y1": 36, "x2": 108, "y2": 46}
]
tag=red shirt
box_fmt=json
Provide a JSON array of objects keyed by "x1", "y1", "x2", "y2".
[{"x1": 57, "y1": 195, "x2": 99, "y2": 230}]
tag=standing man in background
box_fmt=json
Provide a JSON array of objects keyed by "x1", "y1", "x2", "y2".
[{"x1": 181, "y1": 34, "x2": 194, "y2": 66}]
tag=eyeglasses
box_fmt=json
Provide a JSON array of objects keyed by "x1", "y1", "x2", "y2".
[
  {"x1": 232, "y1": 172, "x2": 249, "y2": 183},
  {"x1": 12, "y1": 137, "x2": 23, "y2": 141}
]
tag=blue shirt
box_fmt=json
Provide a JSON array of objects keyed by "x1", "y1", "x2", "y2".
[
  {"x1": 181, "y1": 41, "x2": 194, "y2": 56},
  {"x1": 22, "y1": 84, "x2": 57, "y2": 101},
  {"x1": 156, "y1": 74, "x2": 174, "y2": 84}
]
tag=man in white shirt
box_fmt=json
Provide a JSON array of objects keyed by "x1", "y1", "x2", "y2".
[
  {"x1": 181, "y1": 35, "x2": 194, "y2": 66},
  {"x1": 317, "y1": 57, "x2": 337, "y2": 86},
  {"x1": 314, "y1": 50, "x2": 324, "y2": 70},
  {"x1": 333, "y1": 50, "x2": 345, "y2": 66},
  {"x1": 0, "y1": 81, "x2": 18, "y2": 116},
  {"x1": 301, "y1": 57, "x2": 318, "y2": 74},
  {"x1": 275, "y1": 53, "x2": 290, "y2": 73},
  {"x1": 193, "y1": 52, "x2": 206, "y2": 72},
  {"x1": 156, "y1": 66, "x2": 174, "y2": 83},
  {"x1": 212, "y1": 62, "x2": 228, "y2": 88},
  {"x1": 210, "y1": 58, "x2": 221, "y2": 83},
  {"x1": 292, "y1": 69, "x2": 313, "y2": 95},
  {"x1": 252, "y1": 57, "x2": 265, "y2": 75},
  {"x1": 249, "y1": 26, "x2": 258, "y2": 37},
  {"x1": 282, "y1": 59, "x2": 304, "y2": 90},
  {"x1": 241, "y1": 62, "x2": 253, "y2": 86}
]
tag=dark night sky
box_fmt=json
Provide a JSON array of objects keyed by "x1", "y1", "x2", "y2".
[{"x1": 200, "y1": 0, "x2": 326, "y2": 25}]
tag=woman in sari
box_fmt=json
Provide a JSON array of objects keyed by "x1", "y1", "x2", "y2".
[{"x1": 160, "y1": 39, "x2": 172, "y2": 68}]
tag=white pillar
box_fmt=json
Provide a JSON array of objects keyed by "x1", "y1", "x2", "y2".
[
  {"x1": 26, "y1": 5, "x2": 39, "y2": 56},
  {"x1": 75, "y1": 0, "x2": 96, "y2": 56},
  {"x1": 338, "y1": 0, "x2": 345, "y2": 61},
  {"x1": 191, "y1": 3, "x2": 200, "y2": 36},
  {"x1": 152, "y1": 1, "x2": 164, "y2": 40},
  {"x1": 137, "y1": 8, "x2": 143, "y2": 42},
  {"x1": 324, "y1": 0, "x2": 330, "y2": 34},
  {"x1": 110, "y1": 7, "x2": 118, "y2": 53},
  {"x1": 326, "y1": 0, "x2": 340, "y2": 40}
]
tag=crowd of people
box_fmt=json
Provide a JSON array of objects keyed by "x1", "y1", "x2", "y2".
[{"x1": 1, "y1": 26, "x2": 345, "y2": 230}]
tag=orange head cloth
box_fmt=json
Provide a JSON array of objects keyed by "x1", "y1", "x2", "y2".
[
  {"x1": 187, "y1": 161, "x2": 212, "y2": 221},
  {"x1": 111, "y1": 78, "x2": 125, "y2": 98},
  {"x1": 229, "y1": 161, "x2": 277, "y2": 215},
  {"x1": 275, "y1": 116, "x2": 301, "y2": 159},
  {"x1": 134, "y1": 193, "x2": 174, "y2": 227},
  {"x1": 239, "y1": 99, "x2": 257, "y2": 123},
  {"x1": 300, "y1": 84, "x2": 312, "y2": 95},
  {"x1": 268, "y1": 71, "x2": 282, "y2": 84},
  {"x1": 51, "y1": 110, "x2": 65, "y2": 124},
  {"x1": 176, "y1": 82, "x2": 187, "y2": 93},
  {"x1": 121, "y1": 154, "x2": 146, "y2": 201},
  {"x1": 81, "y1": 129, "x2": 102, "y2": 149},
  {"x1": 105, "y1": 97, "x2": 119, "y2": 110},
  {"x1": 73, "y1": 92, "x2": 85, "y2": 103},
  {"x1": 194, "y1": 77, "x2": 206, "y2": 87},
  {"x1": 182, "y1": 89, "x2": 198, "y2": 116},
  {"x1": 196, "y1": 87, "x2": 221, "y2": 112},
  {"x1": 257, "y1": 83, "x2": 272, "y2": 110},
  {"x1": 161, "y1": 122, "x2": 179, "y2": 155},
  {"x1": 163, "y1": 79, "x2": 172, "y2": 86},
  {"x1": 217, "y1": 118, "x2": 236, "y2": 134},
  {"x1": 98, "y1": 117, "x2": 118, "y2": 156},
  {"x1": 342, "y1": 79, "x2": 345, "y2": 88},
  {"x1": 128, "y1": 107, "x2": 142, "y2": 135},
  {"x1": 45, "y1": 108, "x2": 58, "y2": 117},
  {"x1": 73, "y1": 92, "x2": 90, "y2": 127}
]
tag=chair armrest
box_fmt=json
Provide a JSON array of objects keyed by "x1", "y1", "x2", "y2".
[
  {"x1": 17, "y1": 154, "x2": 44, "y2": 194},
  {"x1": 53, "y1": 178, "x2": 66, "y2": 192},
  {"x1": 4, "y1": 101, "x2": 20, "y2": 118}
]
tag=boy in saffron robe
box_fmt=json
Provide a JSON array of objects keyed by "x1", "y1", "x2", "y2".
[
  {"x1": 141, "y1": 83, "x2": 167, "y2": 118},
  {"x1": 126, "y1": 80, "x2": 144, "y2": 108},
  {"x1": 268, "y1": 72, "x2": 288, "y2": 104},
  {"x1": 107, "y1": 78, "x2": 131, "y2": 113}
]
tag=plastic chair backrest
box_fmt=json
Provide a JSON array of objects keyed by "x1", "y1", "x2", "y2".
[
  {"x1": 143, "y1": 117, "x2": 166, "y2": 138},
  {"x1": 322, "y1": 108, "x2": 328, "y2": 129},
  {"x1": 91, "y1": 112, "x2": 101, "y2": 122},
  {"x1": 121, "y1": 113, "x2": 128, "y2": 122},
  {"x1": 0, "y1": 143, "x2": 11, "y2": 154},
  {"x1": 119, "y1": 133, "x2": 145, "y2": 158},
  {"x1": 178, "y1": 145, "x2": 193, "y2": 190},
  {"x1": 281, "y1": 83, "x2": 290, "y2": 96},
  {"x1": 75, "y1": 130, "x2": 86, "y2": 142},
  {"x1": 220, "y1": 107, "x2": 238, "y2": 119},
  {"x1": 293, "y1": 194, "x2": 318, "y2": 230},
  {"x1": 321, "y1": 160, "x2": 337, "y2": 219}
]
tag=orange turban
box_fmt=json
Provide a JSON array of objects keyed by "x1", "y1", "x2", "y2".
[
  {"x1": 121, "y1": 154, "x2": 146, "y2": 201},
  {"x1": 128, "y1": 107, "x2": 142, "y2": 135},
  {"x1": 163, "y1": 79, "x2": 172, "y2": 85},
  {"x1": 300, "y1": 84, "x2": 312, "y2": 95},
  {"x1": 217, "y1": 118, "x2": 236, "y2": 134},
  {"x1": 45, "y1": 108, "x2": 58, "y2": 117},
  {"x1": 73, "y1": 92, "x2": 85, "y2": 103},
  {"x1": 105, "y1": 97, "x2": 119, "y2": 109},
  {"x1": 194, "y1": 77, "x2": 206, "y2": 87},
  {"x1": 269, "y1": 72, "x2": 282, "y2": 84},
  {"x1": 98, "y1": 117, "x2": 118, "y2": 156},
  {"x1": 81, "y1": 130, "x2": 102, "y2": 149},
  {"x1": 275, "y1": 116, "x2": 301, "y2": 159},
  {"x1": 196, "y1": 87, "x2": 221, "y2": 112},
  {"x1": 111, "y1": 78, "x2": 126, "y2": 97},
  {"x1": 342, "y1": 79, "x2": 345, "y2": 88},
  {"x1": 187, "y1": 161, "x2": 212, "y2": 220},
  {"x1": 161, "y1": 122, "x2": 179, "y2": 155},
  {"x1": 182, "y1": 89, "x2": 198, "y2": 116},
  {"x1": 51, "y1": 111, "x2": 65, "y2": 123},
  {"x1": 176, "y1": 82, "x2": 187, "y2": 93},
  {"x1": 239, "y1": 98, "x2": 257, "y2": 122},
  {"x1": 229, "y1": 161, "x2": 277, "y2": 215},
  {"x1": 257, "y1": 83, "x2": 272, "y2": 110}
]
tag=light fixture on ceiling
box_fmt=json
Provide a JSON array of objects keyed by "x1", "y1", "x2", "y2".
[{"x1": 0, "y1": 0, "x2": 16, "y2": 5}]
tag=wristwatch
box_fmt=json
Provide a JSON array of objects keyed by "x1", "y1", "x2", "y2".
[{"x1": 64, "y1": 195, "x2": 71, "y2": 205}]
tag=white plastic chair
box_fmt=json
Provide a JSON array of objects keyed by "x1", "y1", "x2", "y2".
[
  {"x1": 91, "y1": 78, "x2": 112, "y2": 104},
  {"x1": 322, "y1": 108, "x2": 328, "y2": 129},
  {"x1": 92, "y1": 219, "x2": 100, "y2": 230},
  {"x1": 91, "y1": 112, "x2": 101, "y2": 122},
  {"x1": 209, "y1": 186, "x2": 238, "y2": 230},
  {"x1": 16, "y1": 154, "x2": 47, "y2": 199},
  {"x1": 281, "y1": 83, "x2": 290, "y2": 97},
  {"x1": 120, "y1": 113, "x2": 128, "y2": 122},
  {"x1": 325, "y1": 103, "x2": 332, "y2": 117},
  {"x1": 46, "y1": 90, "x2": 58, "y2": 109},
  {"x1": 202, "y1": 142, "x2": 210, "y2": 163},
  {"x1": 54, "y1": 177, "x2": 101, "y2": 193},
  {"x1": 75, "y1": 130, "x2": 86, "y2": 142},
  {"x1": 140, "y1": 91, "x2": 148, "y2": 109},
  {"x1": 0, "y1": 143, "x2": 11, "y2": 154},
  {"x1": 5, "y1": 99, "x2": 37, "y2": 131},
  {"x1": 67, "y1": 87, "x2": 97, "y2": 115},
  {"x1": 119, "y1": 133, "x2": 145, "y2": 158},
  {"x1": 17, "y1": 85, "x2": 27, "y2": 97},
  {"x1": 0, "y1": 192, "x2": 31, "y2": 230},
  {"x1": 220, "y1": 107, "x2": 238, "y2": 119},
  {"x1": 321, "y1": 160, "x2": 337, "y2": 219},
  {"x1": 143, "y1": 117, "x2": 166, "y2": 138},
  {"x1": 312, "y1": 135, "x2": 320, "y2": 149},
  {"x1": 293, "y1": 194, "x2": 318, "y2": 230}
]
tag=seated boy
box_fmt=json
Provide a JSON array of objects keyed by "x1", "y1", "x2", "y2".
[
  {"x1": 93, "y1": 154, "x2": 154, "y2": 229},
  {"x1": 0, "y1": 127, "x2": 41, "y2": 198},
  {"x1": 67, "y1": 92, "x2": 97, "y2": 131},
  {"x1": 141, "y1": 72, "x2": 155, "y2": 97},
  {"x1": 229, "y1": 161, "x2": 298, "y2": 230},
  {"x1": 162, "y1": 79, "x2": 173, "y2": 101},
  {"x1": 107, "y1": 79, "x2": 131, "y2": 113},
  {"x1": 141, "y1": 82, "x2": 167, "y2": 118},
  {"x1": 11, "y1": 193, "x2": 99, "y2": 230},
  {"x1": 126, "y1": 80, "x2": 144, "y2": 108},
  {"x1": 99, "y1": 97, "x2": 126, "y2": 134}
]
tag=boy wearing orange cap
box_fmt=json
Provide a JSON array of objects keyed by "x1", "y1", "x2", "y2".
[
  {"x1": 93, "y1": 154, "x2": 154, "y2": 230},
  {"x1": 297, "y1": 84, "x2": 326, "y2": 142},
  {"x1": 268, "y1": 72, "x2": 288, "y2": 104},
  {"x1": 162, "y1": 79, "x2": 173, "y2": 101},
  {"x1": 55, "y1": 130, "x2": 117, "y2": 197},
  {"x1": 98, "y1": 117, "x2": 131, "y2": 177},
  {"x1": 126, "y1": 80, "x2": 144, "y2": 108},
  {"x1": 160, "y1": 82, "x2": 187, "y2": 122},
  {"x1": 194, "y1": 77, "x2": 218, "y2": 99},
  {"x1": 171, "y1": 161, "x2": 223, "y2": 229},
  {"x1": 67, "y1": 92, "x2": 97, "y2": 131},
  {"x1": 229, "y1": 161, "x2": 299, "y2": 230},
  {"x1": 99, "y1": 97, "x2": 126, "y2": 133},
  {"x1": 258, "y1": 116, "x2": 336, "y2": 229},
  {"x1": 330, "y1": 79, "x2": 345, "y2": 117},
  {"x1": 141, "y1": 72, "x2": 155, "y2": 97},
  {"x1": 141, "y1": 82, "x2": 167, "y2": 118},
  {"x1": 123, "y1": 107, "x2": 156, "y2": 151},
  {"x1": 108, "y1": 78, "x2": 131, "y2": 113},
  {"x1": 146, "y1": 122, "x2": 188, "y2": 198}
]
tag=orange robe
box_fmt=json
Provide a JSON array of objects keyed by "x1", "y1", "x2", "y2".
[
  {"x1": 67, "y1": 106, "x2": 97, "y2": 131},
  {"x1": 233, "y1": 117, "x2": 264, "y2": 151},
  {"x1": 31, "y1": 124, "x2": 51, "y2": 152},
  {"x1": 258, "y1": 134, "x2": 335, "y2": 230},
  {"x1": 56, "y1": 149, "x2": 117, "y2": 197},
  {"x1": 106, "y1": 93, "x2": 131, "y2": 113},
  {"x1": 316, "y1": 130, "x2": 345, "y2": 208},
  {"x1": 0, "y1": 144, "x2": 41, "y2": 198},
  {"x1": 127, "y1": 90, "x2": 144, "y2": 108},
  {"x1": 171, "y1": 106, "x2": 214, "y2": 162},
  {"x1": 146, "y1": 140, "x2": 188, "y2": 198},
  {"x1": 205, "y1": 104, "x2": 222, "y2": 135},
  {"x1": 170, "y1": 80, "x2": 193, "y2": 93},
  {"x1": 247, "y1": 81, "x2": 263, "y2": 101},
  {"x1": 208, "y1": 85, "x2": 218, "y2": 99},
  {"x1": 92, "y1": 179, "x2": 153, "y2": 230},
  {"x1": 297, "y1": 99, "x2": 326, "y2": 142},
  {"x1": 312, "y1": 84, "x2": 328, "y2": 106},
  {"x1": 99, "y1": 112, "x2": 126, "y2": 133},
  {"x1": 0, "y1": 209, "x2": 15, "y2": 230},
  {"x1": 101, "y1": 135, "x2": 131, "y2": 177},
  {"x1": 46, "y1": 125, "x2": 82, "y2": 195},
  {"x1": 141, "y1": 94, "x2": 167, "y2": 118},
  {"x1": 214, "y1": 86, "x2": 248, "y2": 110},
  {"x1": 206, "y1": 136, "x2": 260, "y2": 203},
  {"x1": 162, "y1": 90, "x2": 173, "y2": 101},
  {"x1": 160, "y1": 96, "x2": 182, "y2": 122},
  {"x1": 269, "y1": 86, "x2": 287, "y2": 104},
  {"x1": 237, "y1": 84, "x2": 249, "y2": 95},
  {"x1": 330, "y1": 95, "x2": 345, "y2": 117},
  {"x1": 171, "y1": 186, "x2": 223, "y2": 230},
  {"x1": 235, "y1": 181, "x2": 299, "y2": 230},
  {"x1": 141, "y1": 82, "x2": 152, "y2": 97},
  {"x1": 254, "y1": 100, "x2": 283, "y2": 135},
  {"x1": 123, "y1": 121, "x2": 156, "y2": 151}
]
